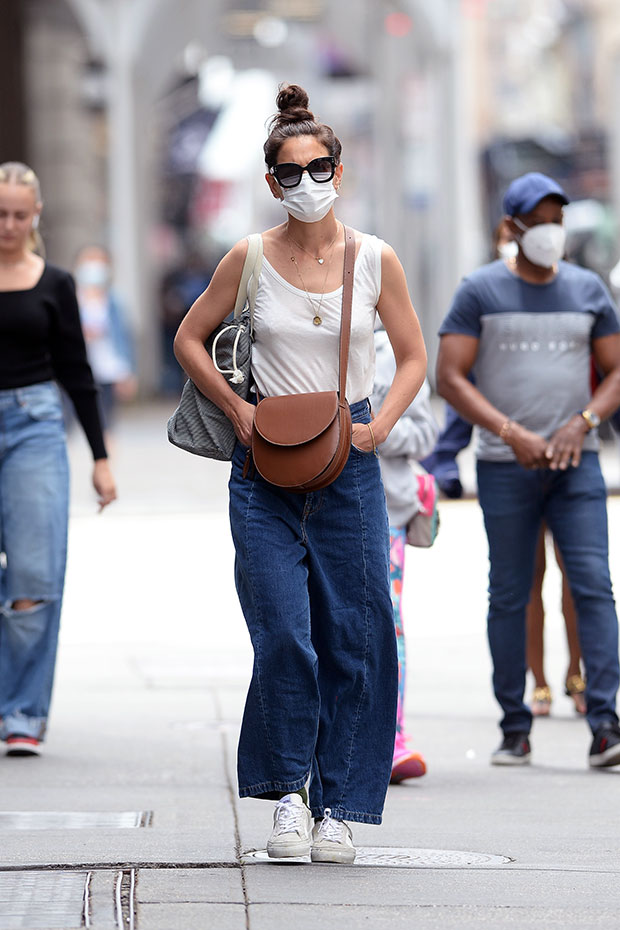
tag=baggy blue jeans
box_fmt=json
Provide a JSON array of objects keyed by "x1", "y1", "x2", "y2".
[
  {"x1": 0, "y1": 383, "x2": 69, "y2": 741},
  {"x1": 477, "y1": 453, "x2": 619, "y2": 736},
  {"x1": 229, "y1": 399, "x2": 398, "y2": 824}
]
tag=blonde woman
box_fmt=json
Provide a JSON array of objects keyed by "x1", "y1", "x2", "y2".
[{"x1": 0, "y1": 162, "x2": 116, "y2": 756}]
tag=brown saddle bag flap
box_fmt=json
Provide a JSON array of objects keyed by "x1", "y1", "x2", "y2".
[
  {"x1": 252, "y1": 391, "x2": 351, "y2": 490},
  {"x1": 253, "y1": 391, "x2": 338, "y2": 446}
]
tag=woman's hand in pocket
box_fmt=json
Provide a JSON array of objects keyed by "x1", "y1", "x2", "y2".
[
  {"x1": 230, "y1": 398, "x2": 255, "y2": 447},
  {"x1": 351, "y1": 422, "x2": 375, "y2": 453}
]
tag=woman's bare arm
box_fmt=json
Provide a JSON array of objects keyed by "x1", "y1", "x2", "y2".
[
  {"x1": 173, "y1": 239, "x2": 255, "y2": 445},
  {"x1": 355, "y1": 244, "x2": 426, "y2": 452}
]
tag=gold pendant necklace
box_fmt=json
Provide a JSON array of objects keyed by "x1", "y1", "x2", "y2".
[
  {"x1": 287, "y1": 226, "x2": 339, "y2": 265},
  {"x1": 288, "y1": 225, "x2": 339, "y2": 325}
]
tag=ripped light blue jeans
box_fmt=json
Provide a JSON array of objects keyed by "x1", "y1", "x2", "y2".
[{"x1": 0, "y1": 382, "x2": 69, "y2": 741}]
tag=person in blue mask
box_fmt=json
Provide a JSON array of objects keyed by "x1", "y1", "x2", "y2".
[{"x1": 74, "y1": 245, "x2": 136, "y2": 436}]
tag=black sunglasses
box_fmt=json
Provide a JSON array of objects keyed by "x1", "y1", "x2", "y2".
[{"x1": 270, "y1": 156, "x2": 336, "y2": 189}]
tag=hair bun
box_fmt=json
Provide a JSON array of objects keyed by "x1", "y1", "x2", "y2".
[
  {"x1": 264, "y1": 84, "x2": 341, "y2": 169},
  {"x1": 275, "y1": 83, "x2": 315, "y2": 125}
]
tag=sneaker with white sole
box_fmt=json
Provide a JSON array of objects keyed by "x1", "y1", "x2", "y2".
[
  {"x1": 5, "y1": 735, "x2": 41, "y2": 757},
  {"x1": 266, "y1": 793, "x2": 312, "y2": 859},
  {"x1": 311, "y1": 808, "x2": 356, "y2": 863},
  {"x1": 589, "y1": 722, "x2": 620, "y2": 768},
  {"x1": 490, "y1": 732, "x2": 531, "y2": 766}
]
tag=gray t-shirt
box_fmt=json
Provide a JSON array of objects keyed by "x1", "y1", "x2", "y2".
[{"x1": 439, "y1": 259, "x2": 620, "y2": 462}]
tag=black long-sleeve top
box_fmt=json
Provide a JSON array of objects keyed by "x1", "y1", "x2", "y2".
[{"x1": 0, "y1": 263, "x2": 107, "y2": 459}]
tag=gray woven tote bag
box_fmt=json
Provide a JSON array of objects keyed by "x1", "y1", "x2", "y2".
[{"x1": 167, "y1": 234, "x2": 263, "y2": 460}]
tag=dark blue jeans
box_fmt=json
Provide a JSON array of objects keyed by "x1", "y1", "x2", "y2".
[
  {"x1": 229, "y1": 399, "x2": 398, "y2": 824},
  {"x1": 477, "y1": 453, "x2": 619, "y2": 736}
]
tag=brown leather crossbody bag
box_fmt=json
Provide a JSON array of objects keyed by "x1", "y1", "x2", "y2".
[{"x1": 250, "y1": 225, "x2": 355, "y2": 493}]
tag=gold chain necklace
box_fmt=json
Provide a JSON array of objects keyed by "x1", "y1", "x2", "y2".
[
  {"x1": 289, "y1": 234, "x2": 338, "y2": 326},
  {"x1": 287, "y1": 225, "x2": 339, "y2": 265}
]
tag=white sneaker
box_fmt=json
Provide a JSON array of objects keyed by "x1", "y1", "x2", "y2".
[
  {"x1": 266, "y1": 793, "x2": 312, "y2": 859},
  {"x1": 311, "y1": 808, "x2": 356, "y2": 863}
]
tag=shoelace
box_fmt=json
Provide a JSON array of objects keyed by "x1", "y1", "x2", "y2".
[
  {"x1": 316, "y1": 807, "x2": 344, "y2": 842},
  {"x1": 274, "y1": 798, "x2": 307, "y2": 835}
]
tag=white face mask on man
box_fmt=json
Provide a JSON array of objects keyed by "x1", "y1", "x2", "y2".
[
  {"x1": 512, "y1": 217, "x2": 566, "y2": 269},
  {"x1": 280, "y1": 174, "x2": 339, "y2": 224}
]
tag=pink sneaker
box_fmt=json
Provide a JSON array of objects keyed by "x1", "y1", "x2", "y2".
[{"x1": 391, "y1": 731, "x2": 426, "y2": 783}]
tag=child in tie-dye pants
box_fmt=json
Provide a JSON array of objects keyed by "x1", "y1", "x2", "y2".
[
  {"x1": 372, "y1": 329, "x2": 439, "y2": 782},
  {"x1": 389, "y1": 527, "x2": 427, "y2": 780}
]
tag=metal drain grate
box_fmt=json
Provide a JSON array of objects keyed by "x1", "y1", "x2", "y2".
[
  {"x1": 243, "y1": 846, "x2": 512, "y2": 868},
  {"x1": 0, "y1": 871, "x2": 87, "y2": 929},
  {"x1": 87, "y1": 870, "x2": 135, "y2": 929},
  {"x1": 0, "y1": 811, "x2": 152, "y2": 830},
  {"x1": 0, "y1": 869, "x2": 136, "y2": 929}
]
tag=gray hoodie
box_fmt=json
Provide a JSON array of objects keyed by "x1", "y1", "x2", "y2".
[{"x1": 371, "y1": 330, "x2": 439, "y2": 528}]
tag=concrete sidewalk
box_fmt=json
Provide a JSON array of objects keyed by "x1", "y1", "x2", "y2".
[{"x1": 1, "y1": 402, "x2": 620, "y2": 929}]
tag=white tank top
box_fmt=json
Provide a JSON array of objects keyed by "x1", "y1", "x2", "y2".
[{"x1": 249, "y1": 233, "x2": 384, "y2": 403}]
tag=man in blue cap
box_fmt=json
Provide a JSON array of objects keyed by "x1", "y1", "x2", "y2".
[{"x1": 436, "y1": 171, "x2": 620, "y2": 767}]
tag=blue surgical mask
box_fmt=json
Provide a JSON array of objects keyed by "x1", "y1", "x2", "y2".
[{"x1": 75, "y1": 260, "x2": 110, "y2": 288}]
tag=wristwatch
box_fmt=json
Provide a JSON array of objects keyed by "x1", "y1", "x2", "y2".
[{"x1": 580, "y1": 409, "x2": 601, "y2": 431}]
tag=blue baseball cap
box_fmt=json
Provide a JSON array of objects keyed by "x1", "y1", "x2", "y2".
[{"x1": 503, "y1": 172, "x2": 569, "y2": 217}]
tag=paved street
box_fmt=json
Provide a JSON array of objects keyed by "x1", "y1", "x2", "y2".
[{"x1": 1, "y1": 401, "x2": 620, "y2": 929}]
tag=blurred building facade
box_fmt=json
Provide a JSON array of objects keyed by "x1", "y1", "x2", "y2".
[
  {"x1": 469, "y1": 0, "x2": 620, "y2": 258},
  {"x1": 5, "y1": 0, "x2": 620, "y2": 391},
  {"x1": 2, "y1": 1, "x2": 107, "y2": 262}
]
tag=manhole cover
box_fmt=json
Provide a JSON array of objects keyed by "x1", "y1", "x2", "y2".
[
  {"x1": 0, "y1": 871, "x2": 87, "y2": 929},
  {"x1": 0, "y1": 811, "x2": 152, "y2": 830},
  {"x1": 242, "y1": 847, "x2": 512, "y2": 868}
]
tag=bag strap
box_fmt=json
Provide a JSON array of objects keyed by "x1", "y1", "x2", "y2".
[
  {"x1": 234, "y1": 234, "x2": 264, "y2": 334},
  {"x1": 338, "y1": 226, "x2": 355, "y2": 402}
]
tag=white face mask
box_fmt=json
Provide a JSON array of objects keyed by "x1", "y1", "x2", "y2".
[
  {"x1": 280, "y1": 173, "x2": 338, "y2": 224},
  {"x1": 498, "y1": 240, "x2": 518, "y2": 261},
  {"x1": 513, "y1": 218, "x2": 566, "y2": 268}
]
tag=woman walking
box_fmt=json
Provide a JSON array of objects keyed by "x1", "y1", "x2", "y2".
[
  {"x1": 74, "y1": 244, "x2": 137, "y2": 438},
  {"x1": 174, "y1": 85, "x2": 426, "y2": 861},
  {"x1": 0, "y1": 162, "x2": 116, "y2": 756}
]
